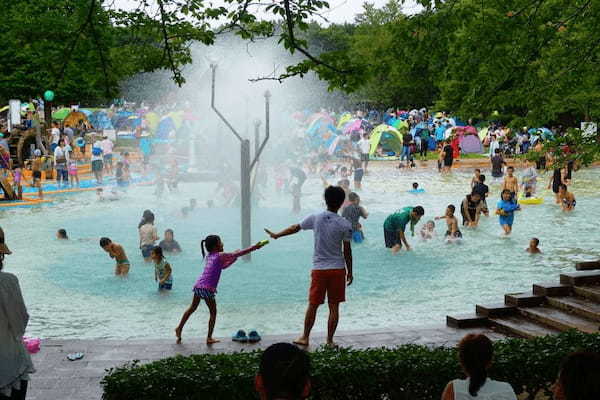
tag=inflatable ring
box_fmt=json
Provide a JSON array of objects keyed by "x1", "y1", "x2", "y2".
[
  {"x1": 518, "y1": 195, "x2": 544, "y2": 205},
  {"x1": 76, "y1": 137, "x2": 85, "y2": 148}
]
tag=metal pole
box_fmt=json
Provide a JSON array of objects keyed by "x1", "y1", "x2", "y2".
[
  {"x1": 254, "y1": 121, "x2": 261, "y2": 160},
  {"x1": 241, "y1": 139, "x2": 252, "y2": 261}
]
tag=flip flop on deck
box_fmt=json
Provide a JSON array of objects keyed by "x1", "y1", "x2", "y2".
[
  {"x1": 232, "y1": 330, "x2": 248, "y2": 343},
  {"x1": 247, "y1": 330, "x2": 261, "y2": 343}
]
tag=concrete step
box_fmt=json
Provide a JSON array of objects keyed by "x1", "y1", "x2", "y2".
[
  {"x1": 489, "y1": 315, "x2": 561, "y2": 339},
  {"x1": 519, "y1": 305, "x2": 600, "y2": 334},
  {"x1": 576, "y1": 261, "x2": 600, "y2": 271},
  {"x1": 573, "y1": 285, "x2": 600, "y2": 303},
  {"x1": 546, "y1": 296, "x2": 600, "y2": 322},
  {"x1": 561, "y1": 271, "x2": 600, "y2": 286},
  {"x1": 533, "y1": 282, "x2": 572, "y2": 297},
  {"x1": 505, "y1": 292, "x2": 545, "y2": 307},
  {"x1": 446, "y1": 314, "x2": 488, "y2": 329},
  {"x1": 476, "y1": 304, "x2": 517, "y2": 318}
]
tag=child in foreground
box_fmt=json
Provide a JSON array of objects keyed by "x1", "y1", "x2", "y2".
[
  {"x1": 526, "y1": 238, "x2": 541, "y2": 254},
  {"x1": 175, "y1": 235, "x2": 266, "y2": 345},
  {"x1": 99, "y1": 237, "x2": 130, "y2": 276},
  {"x1": 496, "y1": 189, "x2": 521, "y2": 235},
  {"x1": 152, "y1": 246, "x2": 172, "y2": 291}
]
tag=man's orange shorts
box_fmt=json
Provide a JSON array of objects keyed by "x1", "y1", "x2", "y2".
[{"x1": 309, "y1": 268, "x2": 346, "y2": 305}]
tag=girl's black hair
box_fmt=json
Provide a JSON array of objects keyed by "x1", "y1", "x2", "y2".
[
  {"x1": 138, "y1": 209, "x2": 155, "y2": 228},
  {"x1": 58, "y1": 229, "x2": 68, "y2": 239},
  {"x1": 201, "y1": 235, "x2": 221, "y2": 258},
  {"x1": 458, "y1": 334, "x2": 493, "y2": 397},
  {"x1": 558, "y1": 351, "x2": 600, "y2": 400},
  {"x1": 151, "y1": 246, "x2": 163, "y2": 259},
  {"x1": 260, "y1": 343, "x2": 310, "y2": 400}
]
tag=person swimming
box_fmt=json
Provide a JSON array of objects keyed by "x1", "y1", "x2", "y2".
[
  {"x1": 409, "y1": 182, "x2": 425, "y2": 194},
  {"x1": 56, "y1": 229, "x2": 68, "y2": 240}
]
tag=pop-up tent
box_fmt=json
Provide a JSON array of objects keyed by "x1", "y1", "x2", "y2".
[
  {"x1": 460, "y1": 134, "x2": 483, "y2": 153},
  {"x1": 369, "y1": 124, "x2": 403, "y2": 155}
]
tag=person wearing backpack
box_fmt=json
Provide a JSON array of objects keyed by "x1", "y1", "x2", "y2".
[{"x1": 91, "y1": 139, "x2": 104, "y2": 185}]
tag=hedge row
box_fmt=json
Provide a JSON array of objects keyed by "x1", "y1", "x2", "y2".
[{"x1": 101, "y1": 330, "x2": 600, "y2": 400}]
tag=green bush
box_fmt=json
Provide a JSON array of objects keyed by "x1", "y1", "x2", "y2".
[{"x1": 101, "y1": 330, "x2": 600, "y2": 400}]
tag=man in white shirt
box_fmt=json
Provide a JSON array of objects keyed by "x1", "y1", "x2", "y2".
[
  {"x1": 357, "y1": 132, "x2": 371, "y2": 173},
  {"x1": 101, "y1": 136, "x2": 114, "y2": 174},
  {"x1": 488, "y1": 135, "x2": 500, "y2": 159}
]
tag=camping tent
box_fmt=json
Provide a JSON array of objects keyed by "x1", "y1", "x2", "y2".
[
  {"x1": 52, "y1": 108, "x2": 72, "y2": 120},
  {"x1": 369, "y1": 124, "x2": 403, "y2": 155},
  {"x1": 88, "y1": 111, "x2": 113, "y2": 130},
  {"x1": 63, "y1": 111, "x2": 89, "y2": 127},
  {"x1": 459, "y1": 134, "x2": 483, "y2": 154}
]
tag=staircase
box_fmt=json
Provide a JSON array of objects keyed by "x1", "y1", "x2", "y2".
[{"x1": 447, "y1": 262, "x2": 600, "y2": 338}]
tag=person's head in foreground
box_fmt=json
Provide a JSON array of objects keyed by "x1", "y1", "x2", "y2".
[
  {"x1": 446, "y1": 204, "x2": 456, "y2": 217},
  {"x1": 324, "y1": 186, "x2": 346, "y2": 212},
  {"x1": 553, "y1": 351, "x2": 600, "y2": 400},
  {"x1": 255, "y1": 343, "x2": 311, "y2": 400},
  {"x1": 479, "y1": 174, "x2": 486, "y2": 184},
  {"x1": 501, "y1": 189, "x2": 512, "y2": 202},
  {"x1": 99, "y1": 237, "x2": 112, "y2": 251},
  {"x1": 460, "y1": 334, "x2": 494, "y2": 396},
  {"x1": 507, "y1": 166, "x2": 514, "y2": 176},
  {"x1": 412, "y1": 182, "x2": 419, "y2": 190},
  {"x1": 56, "y1": 229, "x2": 68, "y2": 240},
  {"x1": 411, "y1": 206, "x2": 425, "y2": 222},
  {"x1": 201, "y1": 235, "x2": 223, "y2": 258},
  {"x1": 529, "y1": 238, "x2": 540, "y2": 250},
  {"x1": 348, "y1": 192, "x2": 360, "y2": 205}
]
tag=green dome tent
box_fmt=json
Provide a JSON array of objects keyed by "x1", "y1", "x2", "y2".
[{"x1": 369, "y1": 124, "x2": 403, "y2": 155}]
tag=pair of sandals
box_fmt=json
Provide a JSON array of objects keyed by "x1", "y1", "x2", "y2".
[{"x1": 232, "y1": 329, "x2": 261, "y2": 343}]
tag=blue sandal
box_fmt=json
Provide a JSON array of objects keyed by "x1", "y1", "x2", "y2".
[
  {"x1": 67, "y1": 352, "x2": 84, "y2": 361},
  {"x1": 232, "y1": 330, "x2": 248, "y2": 343},
  {"x1": 248, "y1": 330, "x2": 261, "y2": 343}
]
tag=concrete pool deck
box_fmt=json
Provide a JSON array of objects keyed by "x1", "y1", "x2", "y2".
[{"x1": 28, "y1": 325, "x2": 506, "y2": 400}]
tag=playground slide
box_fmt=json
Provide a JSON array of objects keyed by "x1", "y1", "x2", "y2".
[{"x1": 0, "y1": 177, "x2": 16, "y2": 200}]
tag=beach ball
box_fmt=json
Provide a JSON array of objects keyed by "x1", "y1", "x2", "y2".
[{"x1": 43, "y1": 90, "x2": 55, "y2": 102}]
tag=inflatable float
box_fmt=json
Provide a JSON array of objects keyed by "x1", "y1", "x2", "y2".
[{"x1": 518, "y1": 195, "x2": 544, "y2": 205}]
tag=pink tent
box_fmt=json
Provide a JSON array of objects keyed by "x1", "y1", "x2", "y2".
[{"x1": 343, "y1": 119, "x2": 362, "y2": 134}]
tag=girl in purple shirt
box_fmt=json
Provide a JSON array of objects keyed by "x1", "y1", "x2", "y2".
[{"x1": 175, "y1": 235, "x2": 265, "y2": 345}]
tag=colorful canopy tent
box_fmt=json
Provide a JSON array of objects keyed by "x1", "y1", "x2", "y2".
[
  {"x1": 52, "y1": 108, "x2": 72, "y2": 120},
  {"x1": 342, "y1": 119, "x2": 362, "y2": 134},
  {"x1": 369, "y1": 124, "x2": 403, "y2": 155},
  {"x1": 63, "y1": 111, "x2": 89, "y2": 127},
  {"x1": 156, "y1": 116, "x2": 176, "y2": 139},
  {"x1": 478, "y1": 127, "x2": 489, "y2": 141},
  {"x1": 88, "y1": 111, "x2": 113, "y2": 130}
]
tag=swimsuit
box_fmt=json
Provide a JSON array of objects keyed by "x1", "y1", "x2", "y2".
[
  {"x1": 445, "y1": 230, "x2": 462, "y2": 238},
  {"x1": 562, "y1": 198, "x2": 576, "y2": 208}
]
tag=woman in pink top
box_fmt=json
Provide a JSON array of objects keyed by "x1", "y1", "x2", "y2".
[{"x1": 175, "y1": 235, "x2": 266, "y2": 345}]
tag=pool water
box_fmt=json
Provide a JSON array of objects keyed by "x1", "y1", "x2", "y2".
[{"x1": 3, "y1": 166, "x2": 600, "y2": 339}]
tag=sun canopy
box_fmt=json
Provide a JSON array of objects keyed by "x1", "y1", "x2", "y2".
[
  {"x1": 63, "y1": 111, "x2": 88, "y2": 127},
  {"x1": 52, "y1": 108, "x2": 71, "y2": 120}
]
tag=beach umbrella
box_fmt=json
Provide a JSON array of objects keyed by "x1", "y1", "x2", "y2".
[{"x1": 464, "y1": 125, "x2": 477, "y2": 135}]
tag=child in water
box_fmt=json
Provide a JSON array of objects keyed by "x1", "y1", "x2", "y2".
[
  {"x1": 409, "y1": 182, "x2": 425, "y2": 193},
  {"x1": 174, "y1": 235, "x2": 266, "y2": 344},
  {"x1": 152, "y1": 246, "x2": 173, "y2": 291},
  {"x1": 56, "y1": 229, "x2": 68, "y2": 240},
  {"x1": 420, "y1": 220, "x2": 435, "y2": 240},
  {"x1": 68, "y1": 159, "x2": 79, "y2": 188},
  {"x1": 435, "y1": 204, "x2": 462, "y2": 240},
  {"x1": 496, "y1": 189, "x2": 521, "y2": 235},
  {"x1": 99, "y1": 237, "x2": 130, "y2": 276},
  {"x1": 526, "y1": 238, "x2": 542, "y2": 254},
  {"x1": 341, "y1": 192, "x2": 368, "y2": 243}
]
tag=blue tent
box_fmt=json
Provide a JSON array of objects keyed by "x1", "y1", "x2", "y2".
[
  {"x1": 89, "y1": 111, "x2": 114, "y2": 130},
  {"x1": 156, "y1": 116, "x2": 176, "y2": 139}
]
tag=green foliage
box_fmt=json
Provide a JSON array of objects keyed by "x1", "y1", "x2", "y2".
[{"x1": 101, "y1": 330, "x2": 600, "y2": 400}]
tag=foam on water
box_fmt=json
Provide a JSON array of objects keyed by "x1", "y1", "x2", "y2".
[{"x1": 3, "y1": 167, "x2": 600, "y2": 339}]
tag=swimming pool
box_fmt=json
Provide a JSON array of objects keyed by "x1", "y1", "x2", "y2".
[{"x1": 3, "y1": 165, "x2": 600, "y2": 339}]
